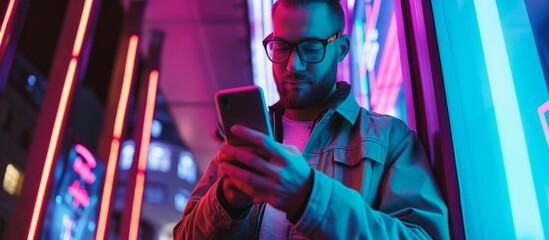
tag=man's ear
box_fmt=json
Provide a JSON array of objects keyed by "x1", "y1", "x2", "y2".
[{"x1": 337, "y1": 34, "x2": 350, "y2": 62}]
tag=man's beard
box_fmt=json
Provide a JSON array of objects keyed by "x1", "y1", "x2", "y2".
[{"x1": 275, "y1": 59, "x2": 338, "y2": 109}]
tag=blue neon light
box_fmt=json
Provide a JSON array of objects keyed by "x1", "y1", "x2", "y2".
[
  {"x1": 473, "y1": 0, "x2": 544, "y2": 238},
  {"x1": 431, "y1": 0, "x2": 549, "y2": 238}
]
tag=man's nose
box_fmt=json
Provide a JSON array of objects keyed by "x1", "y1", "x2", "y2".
[{"x1": 286, "y1": 50, "x2": 306, "y2": 72}]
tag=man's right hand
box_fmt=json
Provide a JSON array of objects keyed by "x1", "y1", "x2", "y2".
[
  {"x1": 220, "y1": 177, "x2": 253, "y2": 209},
  {"x1": 215, "y1": 144, "x2": 254, "y2": 210}
]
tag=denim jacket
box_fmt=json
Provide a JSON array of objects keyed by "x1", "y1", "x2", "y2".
[{"x1": 173, "y1": 82, "x2": 450, "y2": 239}]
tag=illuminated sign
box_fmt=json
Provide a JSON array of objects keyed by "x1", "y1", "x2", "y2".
[
  {"x1": 350, "y1": 0, "x2": 406, "y2": 120},
  {"x1": 41, "y1": 144, "x2": 105, "y2": 240}
]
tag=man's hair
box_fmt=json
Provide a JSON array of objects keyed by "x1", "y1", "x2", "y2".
[{"x1": 272, "y1": 0, "x2": 346, "y2": 32}]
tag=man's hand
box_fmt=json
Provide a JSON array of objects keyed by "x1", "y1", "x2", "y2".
[
  {"x1": 218, "y1": 125, "x2": 313, "y2": 218},
  {"x1": 215, "y1": 146, "x2": 254, "y2": 210}
]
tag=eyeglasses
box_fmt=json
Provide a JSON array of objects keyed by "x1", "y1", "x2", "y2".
[{"x1": 262, "y1": 31, "x2": 340, "y2": 64}]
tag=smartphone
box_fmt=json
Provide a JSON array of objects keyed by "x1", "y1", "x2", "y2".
[{"x1": 214, "y1": 85, "x2": 274, "y2": 146}]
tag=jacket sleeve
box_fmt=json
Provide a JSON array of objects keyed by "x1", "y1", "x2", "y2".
[
  {"x1": 293, "y1": 122, "x2": 450, "y2": 239},
  {"x1": 173, "y1": 157, "x2": 254, "y2": 239}
]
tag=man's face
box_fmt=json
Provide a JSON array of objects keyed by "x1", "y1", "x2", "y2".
[{"x1": 272, "y1": 3, "x2": 340, "y2": 109}]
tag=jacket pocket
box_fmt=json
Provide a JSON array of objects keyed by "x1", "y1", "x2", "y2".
[{"x1": 331, "y1": 140, "x2": 387, "y2": 204}]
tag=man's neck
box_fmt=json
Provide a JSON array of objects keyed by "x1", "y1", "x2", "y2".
[{"x1": 283, "y1": 87, "x2": 337, "y2": 121}]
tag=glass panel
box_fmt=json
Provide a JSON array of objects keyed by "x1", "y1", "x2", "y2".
[{"x1": 431, "y1": 0, "x2": 549, "y2": 238}]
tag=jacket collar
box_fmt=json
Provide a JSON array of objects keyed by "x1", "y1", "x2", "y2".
[{"x1": 333, "y1": 82, "x2": 360, "y2": 125}]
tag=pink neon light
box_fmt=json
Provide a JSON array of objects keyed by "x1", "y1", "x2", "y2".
[
  {"x1": 68, "y1": 180, "x2": 90, "y2": 208},
  {"x1": 95, "y1": 139, "x2": 120, "y2": 239},
  {"x1": 138, "y1": 70, "x2": 158, "y2": 171},
  {"x1": 72, "y1": 0, "x2": 94, "y2": 57},
  {"x1": 371, "y1": 30, "x2": 394, "y2": 110},
  {"x1": 368, "y1": 13, "x2": 394, "y2": 110},
  {"x1": 96, "y1": 35, "x2": 139, "y2": 240},
  {"x1": 538, "y1": 100, "x2": 549, "y2": 148},
  {"x1": 365, "y1": 0, "x2": 381, "y2": 36},
  {"x1": 129, "y1": 70, "x2": 158, "y2": 240},
  {"x1": 376, "y1": 19, "x2": 401, "y2": 113},
  {"x1": 371, "y1": 13, "x2": 402, "y2": 114},
  {"x1": 73, "y1": 144, "x2": 97, "y2": 184},
  {"x1": 380, "y1": 67, "x2": 402, "y2": 114},
  {"x1": 0, "y1": 0, "x2": 16, "y2": 48},
  {"x1": 28, "y1": 58, "x2": 78, "y2": 240},
  {"x1": 365, "y1": 4, "x2": 371, "y2": 25},
  {"x1": 73, "y1": 156, "x2": 96, "y2": 184},
  {"x1": 130, "y1": 174, "x2": 145, "y2": 240},
  {"x1": 75, "y1": 143, "x2": 96, "y2": 167},
  {"x1": 378, "y1": 59, "x2": 401, "y2": 113},
  {"x1": 63, "y1": 215, "x2": 72, "y2": 240},
  {"x1": 380, "y1": 15, "x2": 404, "y2": 114},
  {"x1": 114, "y1": 35, "x2": 139, "y2": 138}
]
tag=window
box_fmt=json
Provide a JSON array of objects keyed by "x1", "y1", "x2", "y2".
[
  {"x1": 177, "y1": 151, "x2": 196, "y2": 184},
  {"x1": 144, "y1": 183, "x2": 167, "y2": 205},
  {"x1": 147, "y1": 142, "x2": 171, "y2": 172},
  {"x1": 3, "y1": 164, "x2": 24, "y2": 196},
  {"x1": 119, "y1": 142, "x2": 134, "y2": 170},
  {"x1": 174, "y1": 189, "x2": 191, "y2": 212}
]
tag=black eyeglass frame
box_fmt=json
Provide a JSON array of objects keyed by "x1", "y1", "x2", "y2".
[{"x1": 262, "y1": 31, "x2": 340, "y2": 64}]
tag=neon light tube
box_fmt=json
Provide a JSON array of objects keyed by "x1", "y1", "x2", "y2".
[
  {"x1": 72, "y1": 0, "x2": 94, "y2": 57},
  {"x1": 473, "y1": 0, "x2": 544, "y2": 238},
  {"x1": 128, "y1": 70, "x2": 158, "y2": 240},
  {"x1": 115, "y1": 35, "x2": 139, "y2": 137},
  {"x1": 96, "y1": 35, "x2": 139, "y2": 240},
  {"x1": 140, "y1": 70, "x2": 158, "y2": 173},
  {"x1": 95, "y1": 137, "x2": 120, "y2": 238},
  {"x1": 0, "y1": 0, "x2": 16, "y2": 48},
  {"x1": 27, "y1": 0, "x2": 97, "y2": 236},
  {"x1": 129, "y1": 173, "x2": 145, "y2": 240},
  {"x1": 28, "y1": 58, "x2": 78, "y2": 240},
  {"x1": 75, "y1": 143, "x2": 97, "y2": 167}
]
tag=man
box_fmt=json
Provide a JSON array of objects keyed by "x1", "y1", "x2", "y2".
[{"x1": 174, "y1": 0, "x2": 450, "y2": 239}]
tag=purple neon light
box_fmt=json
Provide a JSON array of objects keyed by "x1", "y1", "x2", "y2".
[{"x1": 538, "y1": 100, "x2": 549, "y2": 148}]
